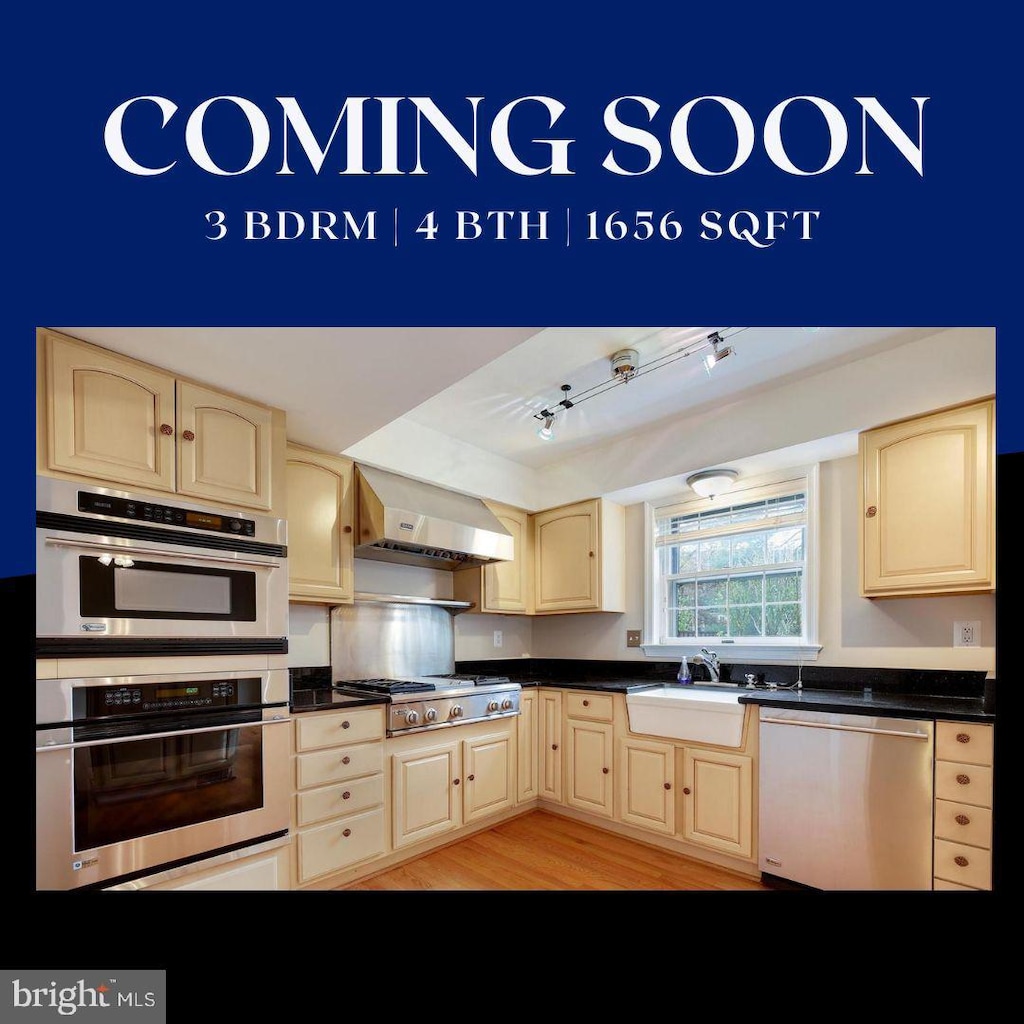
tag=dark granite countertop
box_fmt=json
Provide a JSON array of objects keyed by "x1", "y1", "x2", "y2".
[
  {"x1": 509, "y1": 677, "x2": 663, "y2": 694},
  {"x1": 289, "y1": 688, "x2": 389, "y2": 714},
  {"x1": 736, "y1": 687, "x2": 993, "y2": 723}
]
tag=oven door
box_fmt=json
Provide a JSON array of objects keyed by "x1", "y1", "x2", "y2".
[
  {"x1": 36, "y1": 705, "x2": 291, "y2": 891},
  {"x1": 35, "y1": 527, "x2": 288, "y2": 649}
]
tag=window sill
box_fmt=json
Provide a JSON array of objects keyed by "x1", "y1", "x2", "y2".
[{"x1": 639, "y1": 642, "x2": 822, "y2": 663}]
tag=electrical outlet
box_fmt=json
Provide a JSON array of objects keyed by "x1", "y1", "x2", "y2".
[
  {"x1": 954, "y1": 621, "x2": 981, "y2": 647},
  {"x1": 626, "y1": 630, "x2": 642, "y2": 648},
  {"x1": 493, "y1": 630, "x2": 503, "y2": 648}
]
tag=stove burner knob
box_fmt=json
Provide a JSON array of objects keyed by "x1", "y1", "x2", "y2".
[
  {"x1": 449, "y1": 705, "x2": 464, "y2": 720},
  {"x1": 487, "y1": 700, "x2": 500, "y2": 713},
  {"x1": 501, "y1": 698, "x2": 514, "y2": 711},
  {"x1": 405, "y1": 709, "x2": 420, "y2": 725},
  {"x1": 424, "y1": 708, "x2": 438, "y2": 723}
]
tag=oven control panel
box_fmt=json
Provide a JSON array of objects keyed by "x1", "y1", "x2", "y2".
[
  {"x1": 79, "y1": 678, "x2": 259, "y2": 718},
  {"x1": 78, "y1": 491, "x2": 256, "y2": 536}
]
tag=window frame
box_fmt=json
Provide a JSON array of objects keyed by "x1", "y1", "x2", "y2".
[{"x1": 641, "y1": 465, "x2": 822, "y2": 663}]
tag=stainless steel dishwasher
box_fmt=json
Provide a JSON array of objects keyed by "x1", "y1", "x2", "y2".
[{"x1": 758, "y1": 707, "x2": 934, "y2": 890}]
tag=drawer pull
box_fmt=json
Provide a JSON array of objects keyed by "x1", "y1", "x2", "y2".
[
  {"x1": 682, "y1": 787, "x2": 691, "y2": 795},
  {"x1": 342, "y1": 790, "x2": 351, "y2": 800},
  {"x1": 342, "y1": 828, "x2": 352, "y2": 838},
  {"x1": 552, "y1": 743, "x2": 558, "y2": 751},
  {"x1": 664, "y1": 782, "x2": 672, "y2": 791},
  {"x1": 583, "y1": 700, "x2": 590, "y2": 707},
  {"x1": 468, "y1": 774, "x2": 475, "y2": 781},
  {"x1": 453, "y1": 778, "x2": 460, "y2": 785},
  {"x1": 602, "y1": 767, "x2": 609, "y2": 774},
  {"x1": 956, "y1": 732, "x2": 971, "y2": 744},
  {"x1": 341, "y1": 755, "x2": 351, "y2": 765},
  {"x1": 341, "y1": 720, "x2": 351, "y2": 729},
  {"x1": 160, "y1": 423, "x2": 173, "y2": 435},
  {"x1": 954, "y1": 813, "x2": 971, "y2": 826},
  {"x1": 865, "y1": 505, "x2": 877, "y2": 518},
  {"x1": 954, "y1": 855, "x2": 969, "y2": 867},
  {"x1": 956, "y1": 773, "x2": 971, "y2": 785}
]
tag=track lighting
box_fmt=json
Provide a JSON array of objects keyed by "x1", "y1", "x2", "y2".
[
  {"x1": 536, "y1": 414, "x2": 555, "y2": 441},
  {"x1": 702, "y1": 332, "x2": 734, "y2": 375}
]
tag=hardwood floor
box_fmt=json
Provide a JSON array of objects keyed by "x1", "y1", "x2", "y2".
[{"x1": 340, "y1": 809, "x2": 770, "y2": 891}]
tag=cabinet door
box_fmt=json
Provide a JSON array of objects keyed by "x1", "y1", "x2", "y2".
[
  {"x1": 463, "y1": 731, "x2": 515, "y2": 824},
  {"x1": 286, "y1": 445, "x2": 355, "y2": 603},
  {"x1": 566, "y1": 719, "x2": 614, "y2": 818},
  {"x1": 682, "y1": 748, "x2": 753, "y2": 859},
  {"x1": 43, "y1": 330, "x2": 177, "y2": 492},
  {"x1": 860, "y1": 399, "x2": 994, "y2": 595},
  {"x1": 538, "y1": 689, "x2": 563, "y2": 803},
  {"x1": 619, "y1": 738, "x2": 676, "y2": 836},
  {"x1": 483, "y1": 504, "x2": 531, "y2": 612},
  {"x1": 517, "y1": 690, "x2": 538, "y2": 803},
  {"x1": 533, "y1": 500, "x2": 600, "y2": 612},
  {"x1": 392, "y1": 741, "x2": 461, "y2": 849},
  {"x1": 176, "y1": 380, "x2": 274, "y2": 510}
]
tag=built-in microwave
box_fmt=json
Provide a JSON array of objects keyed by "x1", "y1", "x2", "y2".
[{"x1": 36, "y1": 477, "x2": 288, "y2": 657}]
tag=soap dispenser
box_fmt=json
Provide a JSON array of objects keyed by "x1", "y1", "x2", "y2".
[{"x1": 677, "y1": 657, "x2": 692, "y2": 685}]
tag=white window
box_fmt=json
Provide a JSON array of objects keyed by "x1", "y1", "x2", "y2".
[{"x1": 643, "y1": 468, "x2": 821, "y2": 662}]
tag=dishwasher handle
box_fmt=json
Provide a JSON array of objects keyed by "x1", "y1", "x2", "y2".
[{"x1": 760, "y1": 715, "x2": 931, "y2": 740}]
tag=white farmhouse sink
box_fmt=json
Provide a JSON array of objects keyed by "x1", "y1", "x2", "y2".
[{"x1": 626, "y1": 686, "x2": 746, "y2": 747}]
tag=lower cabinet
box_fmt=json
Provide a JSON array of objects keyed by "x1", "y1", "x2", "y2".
[
  {"x1": 391, "y1": 727, "x2": 516, "y2": 849},
  {"x1": 566, "y1": 718, "x2": 614, "y2": 818},
  {"x1": 618, "y1": 738, "x2": 676, "y2": 836},
  {"x1": 681, "y1": 747, "x2": 754, "y2": 859},
  {"x1": 127, "y1": 844, "x2": 292, "y2": 891},
  {"x1": 538, "y1": 689, "x2": 564, "y2": 802},
  {"x1": 517, "y1": 689, "x2": 538, "y2": 803},
  {"x1": 293, "y1": 707, "x2": 387, "y2": 886}
]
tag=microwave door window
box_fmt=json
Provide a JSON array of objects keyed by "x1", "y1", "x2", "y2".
[{"x1": 78, "y1": 557, "x2": 257, "y2": 621}]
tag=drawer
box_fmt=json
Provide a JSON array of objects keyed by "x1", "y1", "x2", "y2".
[
  {"x1": 933, "y1": 877, "x2": 981, "y2": 891},
  {"x1": 297, "y1": 807, "x2": 386, "y2": 883},
  {"x1": 295, "y1": 707, "x2": 385, "y2": 752},
  {"x1": 566, "y1": 692, "x2": 615, "y2": 722},
  {"x1": 296, "y1": 774, "x2": 385, "y2": 828},
  {"x1": 934, "y1": 761, "x2": 993, "y2": 807},
  {"x1": 933, "y1": 838, "x2": 992, "y2": 890},
  {"x1": 935, "y1": 722, "x2": 994, "y2": 766},
  {"x1": 934, "y1": 798, "x2": 992, "y2": 849},
  {"x1": 296, "y1": 741, "x2": 384, "y2": 790}
]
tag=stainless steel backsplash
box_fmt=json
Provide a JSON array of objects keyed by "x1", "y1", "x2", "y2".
[{"x1": 331, "y1": 598, "x2": 456, "y2": 679}]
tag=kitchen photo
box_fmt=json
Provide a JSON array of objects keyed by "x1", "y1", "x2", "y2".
[{"x1": 33, "y1": 324, "x2": 999, "y2": 894}]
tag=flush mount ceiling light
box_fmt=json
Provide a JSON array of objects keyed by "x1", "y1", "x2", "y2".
[
  {"x1": 686, "y1": 469, "x2": 739, "y2": 498},
  {"x1": 532, "y1": 329, "x2": 745, "y2": 440}
]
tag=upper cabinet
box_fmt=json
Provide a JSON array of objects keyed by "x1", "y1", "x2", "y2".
[
  {"x1": 285, "y1": 444, "x2": 355, "y2": 605},
  {"x1": 859, "y1": 398, "x2": 995, "y2": 597},
  {"x1": 38, "y1": 329, "x2": 286, "y2": 515},
  {"x1": 532, "y1": 497, "x2": 626, "y2": 614},
  {"x1": 453, "y1": 502, "x2": 532, "y2": 613}
]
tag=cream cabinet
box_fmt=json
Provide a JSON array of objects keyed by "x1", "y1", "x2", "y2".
[
  {"x1": 860, "y1": 398, "x2": 995, "y2": 596},
  {"x1": 565, "y1": 692, "x2": 615, "y2": 818},
  {"x1": 681, "y1": 747, "x2": 753, "y2": 859},
  {"x1": 38, "y1": 328, "x2": 285, "y2": 515},
  {"x1": 293, "y1": 707, "x2": 386, "y2": 885},
  {"x1": 618, "y1": 737, "x2": 676, "y2": 836},
  {"x1": 138, "y1": 845, "x2": 291, "y2": 891},
  {"x1": 532, "y1": 498, "x2": 626, "y2": 613},
  {"x1": 285, "y1": 444, "x2": 355, "y2": 604},
  {"x1": 538, "y1": 689, "x2": 564, "y2": 803},
  {"x1": 463, "y1": 731, "x2": 516, "y2": 824},
  {"x1": 516, "y1": 689, "x2": 538, "y2": 803},
  {"x1": 933, "y1": 720, "x2": 994, "y2": 890},
  {"x1": 453, "y1": 502, "x2": 532, "y2": 613}
]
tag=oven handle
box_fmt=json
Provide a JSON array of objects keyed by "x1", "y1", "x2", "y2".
[
  {"x1": 37, "y1": 714, "x2": 291, "y2": 752},
  {"x1": 43, "y1": 536, "x2": 282, "y2": 570}
]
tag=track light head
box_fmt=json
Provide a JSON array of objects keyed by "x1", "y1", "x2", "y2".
[{"x1": 537, "y1": 414, "x2": 555, "y2": 441}]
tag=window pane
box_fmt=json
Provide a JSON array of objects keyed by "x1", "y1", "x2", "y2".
[
  {"x1": 768, "y1": 527, "x2": 804, "y2": 563},
  {"x1": 673, "y1": 580, "x2": 695, "y2": 606},
  {"x1": 766, "y1": 571, "x2": 801, "y2": 603},
  {"x1": 697, "y1": 578, "x2": 727, "y2": 606},
  {"x1": 675, "y1": 608, "x2": 696, "y2": 636},
  {"x1": 697, "y1": 608, "x2": 728, "y2": 636},
  {"x1": 728, "y1": 576, "x2": 763, "y2": 605},
  {"x1": 766, "y1": 603, "x2": 802, "y2": 637},
  {"x1": 699, "y1": 538, "x2": 730, "y2": 570},
  {"x1": 674, "y1": 542, "x2": 698, "y2": 572},
  {"x1": 731, "y1": 533, "x2": 766, "y2": 566},
  {"x1": 730, "y1": 605, "x2": 763, "y2": 637}
]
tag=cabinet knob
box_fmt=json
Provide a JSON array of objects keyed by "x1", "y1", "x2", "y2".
[
  {"x1": 602, "y1": 767, "x2": 609, "y2": 774},
  {"x1": 552, "y1": 744, "x2": 558, "y2": 751},
  {"x1": 342, "y1": 790, "x2": 351, "y2": 800},
  {"x1": 683, "y1": 787, "x2": 691, "y2": 795},
  {"x1": 468, "y1": 774, "x2": 475, "y2": 781},
  {"x1": 664, "y1": 782, "x2": 672, "y2": 790},
  {"x1": 582, "y1": 699, "x2": 590, "y2": 707},
  {"x1": 341, "y1": 720, "x2": 350, "y2": 729},
  {"x1": 589, "y1": 551, "x2": 595, "y2": 557},
  {"x1": 159, "y1": 423, "x2": 173, "y2": 436},
  {"x1": 954, "y1": 855, "x2": 969, "y2": 867},
  {"x1": 954, "y1": 813, "x2": 971, "y2": 826},
  {"x1": 342, "y1": 828, "x2": 352, "y2": 838},
  {"x1": 182, "y1": 429, "x2": 195, "y2": 442},
  {"x1": 341, "y1": 755, "x2": 351, "y2": 765},
  {"x1": 865, "y1": 506, "x2": 877, "y2": 518},
  {"x1": 343, "y1": 525, "x2": 353, "y2": 533},
  {"x1": 956, "y1": 732, "x2": 971, "y2": 744},
  {"x1": 453, "y1": 778, "x2": 460, "y2": 785},
  {"x1": 956, "y1": 773, "x2": 971, "y2": 785}
]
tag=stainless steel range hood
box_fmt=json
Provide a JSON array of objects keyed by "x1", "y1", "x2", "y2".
[{"x1": 354, "y1": 465, "x2": 514, "y2": 570}]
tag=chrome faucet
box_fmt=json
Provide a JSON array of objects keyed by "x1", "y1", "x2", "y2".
[{"x1": 696, "y1": 648, "x2": 721, "y2": 682}]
